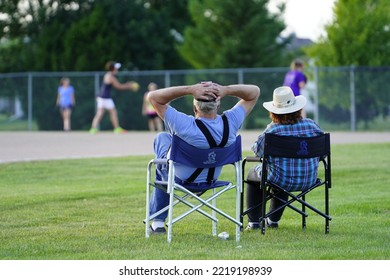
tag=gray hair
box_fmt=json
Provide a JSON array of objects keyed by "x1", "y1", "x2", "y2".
[{"x1": 193, "y1": 99, "x2": 220, "y2": 114}]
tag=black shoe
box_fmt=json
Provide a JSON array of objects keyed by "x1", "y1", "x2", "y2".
[
  {"x1": 150, "y1": 225, "x2": 166, "y2": 234},
  {"x1": 245, "y1": 223, "x2": 260, "y2": 231}
]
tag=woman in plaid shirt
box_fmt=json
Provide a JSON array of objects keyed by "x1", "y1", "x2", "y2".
[{"x1": 245, "y1": 86, "x2": 323, "y2": 230}]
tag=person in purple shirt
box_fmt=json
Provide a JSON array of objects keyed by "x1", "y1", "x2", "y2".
[
  {"x1": 283, "y1": 59, "x2": 307, "y2": 117},
  {"x1": 56, "y1": 77, "x2": 75, "y2": 131},
  {"x1": 283, "y1": 59, "x2": 307, "y2": 96}
]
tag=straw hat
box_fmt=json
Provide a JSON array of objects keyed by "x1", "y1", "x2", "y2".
[{"x1": 263, "y1": 86, "x2": 306, "y2": 114}]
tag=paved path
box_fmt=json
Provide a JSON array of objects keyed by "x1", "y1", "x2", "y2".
[{"x1": 1, "y1": 131, "x2": 389, "y2": 164}]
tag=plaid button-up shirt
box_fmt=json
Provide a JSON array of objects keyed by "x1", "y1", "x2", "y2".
[{"x1": 252, "y1": 119, "x2": 323, "y2": 191}]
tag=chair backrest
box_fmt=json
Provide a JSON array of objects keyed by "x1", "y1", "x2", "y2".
[
  {"x1": 169, "y1": 134, "x2": 242, "y2": 168},
  {"x1": 262, "y1": 133, "x2": 331, "y2": 192},
  {"x1": 264, "y1": 133, "x2": 330, "y2": 159}
]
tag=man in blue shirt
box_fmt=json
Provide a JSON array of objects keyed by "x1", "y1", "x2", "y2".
[
  {"x1": 245, "y1": 86, "x2": 323, "y2": 230},
  {"x1": 147, "y1": 81, "x2": 260, "y2": 234}
]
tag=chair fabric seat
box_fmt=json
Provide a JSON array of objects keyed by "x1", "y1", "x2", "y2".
[{"x1": 153, "y1": 179, "x2": 231, "y2": 193}]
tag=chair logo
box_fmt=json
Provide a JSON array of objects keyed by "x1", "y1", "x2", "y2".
[
  {"x1": 203, "y1": 152, "x2": 217, "y2": 164},
  {"x1": 297, "y1": 140, "x2": 309, "y2": 155}
]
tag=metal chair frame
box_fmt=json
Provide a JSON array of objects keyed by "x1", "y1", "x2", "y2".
[{"x1": 146, "y1": 135, "x2": 243, "y2": 243}]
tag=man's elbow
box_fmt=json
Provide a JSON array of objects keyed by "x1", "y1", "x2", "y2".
[
  {"x1": 146, "y1": 92, "x2": 152, "y2": 102},
  {"x1": 147, "y1": 91, "x2": 158, "y2": 104},
  {"x1": 251, "y1": 86, "x2": 260, "y2": 101}
]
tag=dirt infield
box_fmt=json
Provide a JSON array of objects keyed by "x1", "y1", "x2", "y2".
[{"x1": 1, "y1": 131, "x2": 389, "y2": 164}]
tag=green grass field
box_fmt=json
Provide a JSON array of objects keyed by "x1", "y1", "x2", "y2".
[
  {"x1": 0, "y1": 114, "x2": 38, "y2": 131},
  {"x1": 0, "y1": 143, "x2": 389, "y2": 260}
]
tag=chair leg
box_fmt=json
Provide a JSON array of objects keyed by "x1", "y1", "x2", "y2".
[
  {"x1": 240, "y1": 180, "x2": 245, "y2": 231},
  {"x1": 240, "y1": 160, "x2": 247, "y2": 232},
  {"x1": 166, "y1": 164, "x2": 176, "y2": 243},
  {"x1": 145, "y1": 162, "x2": 152, "y2": 238},
  {"x1": 261, "y1": 186, "x2": 267, "y2": 235},
  {"x1": 325, "y1": 184, "x2": 330, "y2": 234},
  {"x1": 212, "y1": 188, "x2": 217, "y2": 236},
  {"x1": 302, "y1": 194, "x2": 306, "y2": 230},
  {"x1": 167, "y1": 188, "x2": 175, "y2": 243},
  {"x1": 235, "y1": 170, "x2": 242, "y2": 242}
]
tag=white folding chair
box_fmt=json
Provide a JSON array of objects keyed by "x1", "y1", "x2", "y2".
[{"x1": 145, "y1": 134, "x2": 243, "y2": 243}]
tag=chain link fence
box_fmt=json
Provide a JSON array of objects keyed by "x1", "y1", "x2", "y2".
[{"x1": 0, "y1": 67, "x2": 389, "y2": 131}]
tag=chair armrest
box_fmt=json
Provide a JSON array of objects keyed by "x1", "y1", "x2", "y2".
[
  {"x1": 244, "y1": 156, "x2": 262, "y2": 163},
  {"x1": 151, "y1": 158, "x2": 169, "y2": 165}
]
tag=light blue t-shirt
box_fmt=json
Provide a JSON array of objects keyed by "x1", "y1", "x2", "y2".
[
  {"x1": 164, "y1": 104, "x2": 246, "y2": 182},
  {"x1": 57, "y1": 85, "x2": 74, "y2": 106}
]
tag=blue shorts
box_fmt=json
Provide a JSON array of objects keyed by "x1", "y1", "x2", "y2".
[{"x1": 60, "y1": 105, "x2": 73, "y2": 111}]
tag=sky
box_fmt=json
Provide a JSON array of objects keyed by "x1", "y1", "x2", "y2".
[{"x1": 268, "y1": 0, "x2": 336, "y2": 41}]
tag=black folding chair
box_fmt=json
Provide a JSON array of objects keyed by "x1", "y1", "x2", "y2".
[{"x1": 241, "y1": 133, "x2": 332, "y2": 234}]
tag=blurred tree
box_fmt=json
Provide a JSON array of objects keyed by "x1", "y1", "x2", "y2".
[
  {"x1": 0, "y1": 0, "x2": 191, "y2": 72},
  {"x1": 145, "y1": 0, "x2": 192, "y2": 69},
  {"x1": 177, "y1": 0, "x2": 289, "y2": 68},
  {"x1": 305, "y1": 0, "x2": 390, "y2": 129},
  {"x1": 306, "y1": 0, "x2": 390, "y2": 66},
  {"x1": 0, "y1": 0, "x2": 91, "y2": 72},
  {"x1": 60, "y1": 0, "x2": 188, "y2": 71}
]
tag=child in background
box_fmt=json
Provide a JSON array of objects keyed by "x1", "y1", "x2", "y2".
[
  {"x1": 56, "y1": 77, "x2": 75, "y2": 131},
  {"x1": 142, "y1": 82, "x2": 163, "y2": 132}
]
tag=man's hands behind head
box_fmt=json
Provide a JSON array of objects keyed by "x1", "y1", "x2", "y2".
[{"x1": 193, "y1": 81, "x2": 223, "y2": 102}]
